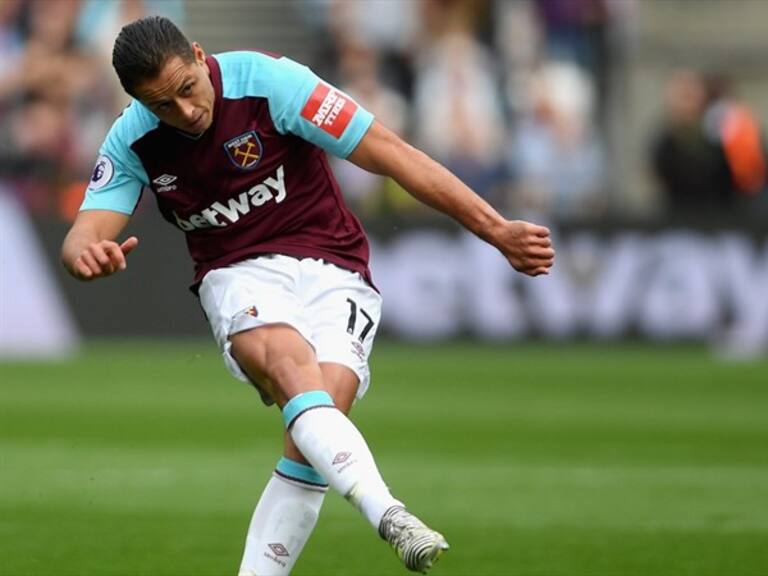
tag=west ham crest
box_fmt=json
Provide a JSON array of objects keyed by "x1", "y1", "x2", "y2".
[{"x1": 224, "y1": 131, "x2": 263, "y2": 170}]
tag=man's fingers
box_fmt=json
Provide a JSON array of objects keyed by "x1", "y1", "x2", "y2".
[
  {"x1": 72, "y1": 238, "x2": 136, "y2": 281},
  {"x1": 503, "y1": 220, "x2": 555, "y2": 277},
  {"x1": 90, "y1": 244, "x2": 116, "y2": 274},
  {"x1": 79, "y1": 251, "x2": 102, "y2": 276},
  {"x1": 529, "y1": 236, "x2": 552, "y2": 248},
  {"x1": 523, "y1": 264, "x2": 552, "y2": 277},
  {"x1": 529, "y1": 246, "x2": 555, "y2": 259},
  {"x1": 74, "y1": 257, "x2": 94, "y2": 279},
  {"x1": 510, "y1": 252, "x2": 555, "y2": 276},
  {"x1": 120, "y1": 236, "x2": 139, "y2": 255},
  {"x1": 104, "y1": 243, "x2": 128, "y2": 270}
]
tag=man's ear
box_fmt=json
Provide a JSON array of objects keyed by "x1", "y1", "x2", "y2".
[{"x1": 192, "y1": 42, "x2": 206, "y2": 64}]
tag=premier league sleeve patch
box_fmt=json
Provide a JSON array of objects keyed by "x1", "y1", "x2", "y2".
[
  {"x1": 88, "y1": 155, "x2": 115, "y2": 190},
  {"x1": 300, "y1": 83, "x2": 358, "y2": 139},
  {"x1": 224, "y1": 131, "x2": 263, "y2": 170}
]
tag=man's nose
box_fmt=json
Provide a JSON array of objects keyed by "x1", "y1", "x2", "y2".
[{"x1": 178, "y1": 99, "x2": 196, "y2": 120}]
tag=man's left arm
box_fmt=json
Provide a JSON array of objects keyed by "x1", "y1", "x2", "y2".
[{"x1": 347, "y1": 120, "x2": 555, "y2": 277}]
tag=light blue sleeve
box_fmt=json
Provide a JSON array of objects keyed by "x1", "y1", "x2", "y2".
[
  {"x1": 80, "y1": 101, "x2": 157, "y2": 214},
  {"x1": 219, "y1": 52, "x2": 374, "y2": 158}
]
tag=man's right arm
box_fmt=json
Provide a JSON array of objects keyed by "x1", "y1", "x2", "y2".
[
  {"x1": 61, "y1": 209, "x2": 138, "y2": 281},
  {"x1": 348, "y1": 121, "x2": 555, "y2": 276}
]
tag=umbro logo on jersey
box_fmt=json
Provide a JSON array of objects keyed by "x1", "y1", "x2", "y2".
[
  {"x1": 153, "y1": 174, "x2": 177, "y2": 186},
  {"x1": 173, "y1": 165, "x2": 286, "y2": 232},
  {"x1": 300, "y1": 83, "x2": 357, "y2": 139},
  {"x1": 152, "y1": 174, "x2": 178, "y2": 193}
]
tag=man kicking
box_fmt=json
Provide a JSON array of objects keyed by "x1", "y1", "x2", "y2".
[{"x1": 61, "y1": 16, "x2": 554, "y2": 575}]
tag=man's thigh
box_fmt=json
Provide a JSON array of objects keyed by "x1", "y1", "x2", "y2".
[
  {"x1": 198, "y1": 256, "x2": 314, "y2": 402},
  {"x1": 198, "y1": 255, "x2": 381, "y2": 400}
]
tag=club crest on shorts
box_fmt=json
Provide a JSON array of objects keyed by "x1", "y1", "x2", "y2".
[
  {"x1": 224, "y1": 131, "x2": 263, "y2": 170},
  {"x1": 237, "y1": 305, "x2": 259, "y2": 318}
]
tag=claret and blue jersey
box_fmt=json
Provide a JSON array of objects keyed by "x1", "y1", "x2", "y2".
[{"x1": 81, "y1": 51, "x2": 375, "y2": 290}]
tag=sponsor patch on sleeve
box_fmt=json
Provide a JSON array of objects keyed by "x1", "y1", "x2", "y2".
[
  {"x1": 300, "y1": 83, "x2": 358, "y2": 139},
  {"x1": 88, "y1": 155, "x2": 114, "y2": 190}
]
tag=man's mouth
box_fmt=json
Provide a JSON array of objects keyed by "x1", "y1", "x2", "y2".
[{"x1": 188, "y1": 111, "x2": 206, "y2": 132}]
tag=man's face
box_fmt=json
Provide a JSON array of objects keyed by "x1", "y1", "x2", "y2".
[{"x1": 135, "y1": 42, "x2": 215, "y2": 135}]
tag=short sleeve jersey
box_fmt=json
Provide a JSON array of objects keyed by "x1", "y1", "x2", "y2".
[{"x1": 81, "y1": 51, "x2": 375, "y2": 291}]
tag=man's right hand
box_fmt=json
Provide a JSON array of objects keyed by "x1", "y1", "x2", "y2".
[
  {"x1": 71, "y1": 236, "x2": 139, "y2": 280},
  {"x1": 492, "y1": 220, "x2": 555, "y2": 277}
]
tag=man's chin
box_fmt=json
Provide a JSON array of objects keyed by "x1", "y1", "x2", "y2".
[{"x1": 184, "y1": 112, "x2": 210, "y2": 134}]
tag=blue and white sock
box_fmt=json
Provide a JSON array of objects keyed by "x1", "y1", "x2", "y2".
[
  {"x1": 283, "y1": 391, "x2": 403, "y2": 530},
  {"x1": 238, "y1": 458, "x2": 327, "y2": 576}
]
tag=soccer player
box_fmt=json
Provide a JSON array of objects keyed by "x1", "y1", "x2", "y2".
[{"x1": 61, "y1": 16, "x2": 554, "y2": 575}]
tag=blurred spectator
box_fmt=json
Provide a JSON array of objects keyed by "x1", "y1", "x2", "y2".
[
  {"x1": 0, "y1": 0, "x2": 96, "y2": 214},
  {"x1": 0, "y1": 0, "x2": 184, "y2": 220},
  {"x1": 412, "y1": 30, "x2": 507, "y2": 207},
  {"x1": 75, "y1": 0, "x2": 185, "y2": 113},
  {"x1": 536, "y1": 0, "x2": 607, "y2": 66},
  {"x1": 533, "y1": 0, "x2": 630, "y2": 127},
  {"x1": 650, "y1": 69, "x2": 765, "y2": 218},
  {"x1": 323, "y1": 0, "x2": 421, "y2": 96},
  {"x1": 331, "y1": 40, "x2": 413, "y2": 215},
  {"x1": 0, "y1": 0, "x2": 24, "y2": 99},
  {"x1": 506, "y1": 60, "x2": 605, "y2": 219},
  {"x1": 497, "y1": 0, "x2": 632, "y2": 205},
  {"x1": 702, "y1": 74, "x2": 766, "y2": 200},
  {"x1": 494, "y1": 0, "x2": 541, "y2": 119}
]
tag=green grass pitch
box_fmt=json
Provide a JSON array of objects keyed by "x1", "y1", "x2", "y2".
[{"x1": 2, "y1": 341, "x2": 768, "y2": 575}]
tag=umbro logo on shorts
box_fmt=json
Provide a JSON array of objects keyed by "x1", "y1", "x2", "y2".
[{"x1": 350, "y1": 341, "x2": 365, "y2": 362}]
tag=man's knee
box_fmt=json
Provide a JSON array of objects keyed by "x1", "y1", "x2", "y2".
[
  {"x1": 230, "y1": 325, "x2": 324, "y2": 404},
  {"x1": 319, "y1": 363, "x2": 359, "y2": 414},
  {"x1": 230, "y1": 328, "x2": 270, "y2": 378}
]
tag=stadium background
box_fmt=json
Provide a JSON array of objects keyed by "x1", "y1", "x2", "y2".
[{"x1": 1, "y1": 1, "x2": 767, "y2": 575}]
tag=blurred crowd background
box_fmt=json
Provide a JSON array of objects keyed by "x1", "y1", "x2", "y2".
[
  {"x1": 2, "y1": 0, "x2": 768, "y2": 223},
  {"x1": 2, "y1": 0, "x2": 768, "y2": 355}
]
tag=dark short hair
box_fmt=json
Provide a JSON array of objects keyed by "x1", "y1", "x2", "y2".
[{"x1": 112, "y1": 16, "x2": 195, "y2": 96}]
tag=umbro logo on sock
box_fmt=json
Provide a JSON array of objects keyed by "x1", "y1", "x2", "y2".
[
  {"x1": 264, "y1": 542, "x2": 289, "y2": 568},
  {"x1": 332, "y1": 451, "x2": 352, "y2": 465},
  {"x1": 268, "y1": 543, "x2": 290, "y2": 557}
]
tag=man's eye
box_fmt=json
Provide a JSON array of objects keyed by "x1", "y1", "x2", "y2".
[{"x1": 182, "y1": 83, "x2": 193, "y2": 95}]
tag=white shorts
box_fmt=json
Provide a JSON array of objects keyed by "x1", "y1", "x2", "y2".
[{"x1": 198, "y1": 255, "x2": 382, "y2": 403}]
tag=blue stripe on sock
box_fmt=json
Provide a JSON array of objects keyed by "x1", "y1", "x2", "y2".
[
  {"x1": 282, "y1": 390, "x2": 334, "y2": 428},
  {"x1": 276, "y1": 457, "x2": 327, "y2": 486}
]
